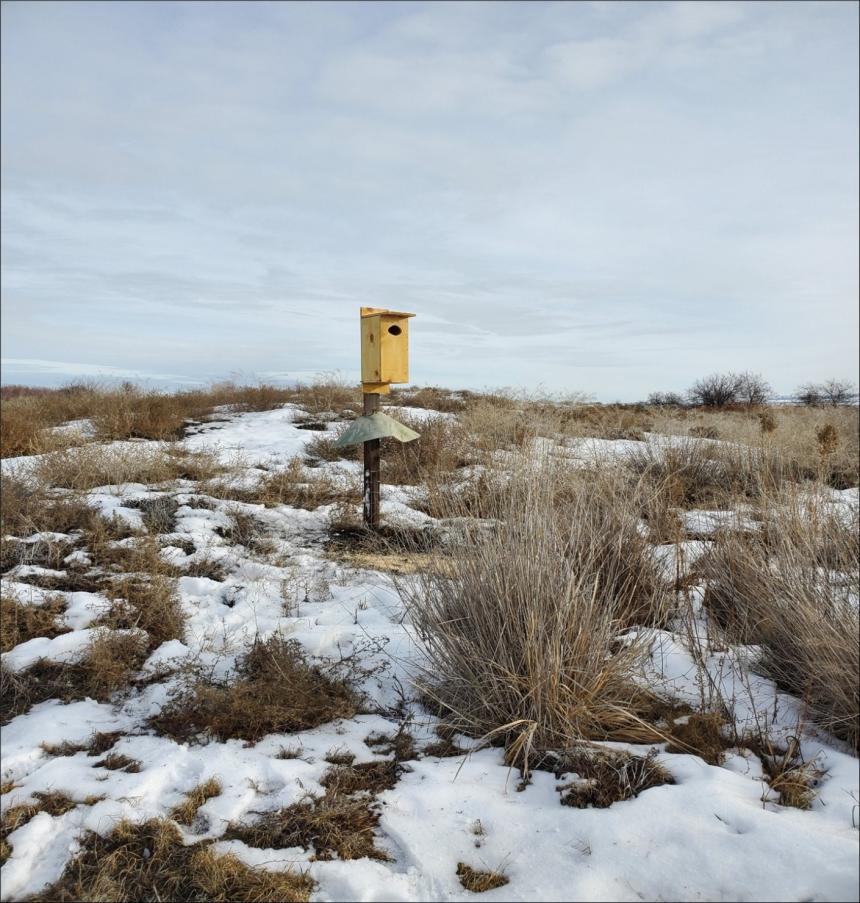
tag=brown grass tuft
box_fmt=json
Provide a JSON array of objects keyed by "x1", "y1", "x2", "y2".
[
  {"x1": 28, "y1": 818, "x2": 314, "y2": 902},
  {"x1": 552, "y1": 747, "x2": 674, "y2": 808},
  {"x1": 319, "y1": 760, "x2": 402, "y2": 796},
  {"x1": 664, "y1": 713, "x2": 730, "y2": 765},
  {"x1": 398, "y1": 456, "x2": 671, "y2": 768},
  {"x1": 171, "y1": 778, "x2": 223, "y2": 825},
  {"x1": 1, "y1": 791, "x2": 78, "y2": 865},
  {"x1": 33, "y1": 443, "x2": 221, "y2": 491},
  {"x1": 456, "y1": 862, "x2": 509, "y2": 893},
  {"x1": 225, "y1": 791, "x2": 390, "y2": 862},
  {"x1": 0, "y1": 596, "x2": 70, "y2": 652},
  {"x1": 101, "y1": 574, "x2": 186, "y2": 650},
  {"x1": 149, "y1": 635, "x2": 358, "y2": 743},
  {"x1": 1, "y1": 630, "x2": 148, "y2": 723},
  {"x1": 94, "y1": 752, "x2": 142, "y2": 772}
]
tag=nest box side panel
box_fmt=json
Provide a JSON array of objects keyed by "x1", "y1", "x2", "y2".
[{"x1": 361, "y1": 315, "x2": 382, "y2": 384}]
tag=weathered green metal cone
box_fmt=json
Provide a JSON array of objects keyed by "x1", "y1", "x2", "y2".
[{"x1": 334, "y1": 412, "x2": 420, "y2": 448}]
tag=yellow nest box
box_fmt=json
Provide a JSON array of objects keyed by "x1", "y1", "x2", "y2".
[{"x1": 360, "y1": 307, "x2": 415, "y2": 393}]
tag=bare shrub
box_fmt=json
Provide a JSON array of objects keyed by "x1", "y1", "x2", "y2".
[
  {"x1": 29, "y1": 818, "x2": 313, "y2": 902},
  {"x1": 797, "y1": 378, "x2": 858, "y2": 407},
  {"x1": 397, "y1": 455, "x2": 670, "y2": 768},
  {"x1": 647, "y1": 391, "x2": 685, "y2": 408},
  {"x1": 101, "y1": 575, "x2": 186, "y2": 649},
  {"x1": 701, "y1": 489, "x2": 859, "y2": 752},
  {"x1": 379, "y1": 412, "x2": 469, "y2": 484},
  {"x1": 687, "y1": 372, "x2": 745, "y2": 408},
  {"x1": 149, "y1": 635, "x2": 358, "y2": 743}
]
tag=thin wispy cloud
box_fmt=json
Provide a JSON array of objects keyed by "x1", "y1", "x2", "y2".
[{"x1": 1, "y1": 1, "x2": 857, "y2": 398}]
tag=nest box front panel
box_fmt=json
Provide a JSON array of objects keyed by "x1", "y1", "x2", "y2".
[{"x1": 379, "y1": 315, "x2": 409, "y2": 383}]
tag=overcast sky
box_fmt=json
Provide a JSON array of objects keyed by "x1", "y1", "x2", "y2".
[{"x1": 2, "y1": 1, "x2": 858, "y2": 400}]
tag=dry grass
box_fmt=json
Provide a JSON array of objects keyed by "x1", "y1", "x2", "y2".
[
  {"x1": 387, "y1": 386, "x2": 467, "y2": 413},
  {"x1": 1, "y1": 630, "x2": 148, "y2": 724},
  {"x1": 379, "y1": 412, "x2": 470, "y2": 485},
  {"x1": 319, "y1": 760, "x2": 402, "y2": 796},
  {"x1": 558, "y1": 747, "x2": 675, "y2": 809},
  {"x1": 41, "y1": 730, "x2": 125, "y2": 758},
  {"x1": 626, "y1": 439, "x2": 788, "y2": 510},
  {"x1": 171, "y1": 778, "x2": 223, "y2": 825},
  {"x1": 225, "y1": 791, "x2": 390, "y2": 862},
  {"x1": 701, "y1": 487, "x2": 859, "y2": 752},
  {"x1": 0, "y1": 595, "x2": 69, "y2": 652},
  {"x1": 664, "y1": 713, "x2": 730, "y2": 765},
  {"x1": 100, "y1": 574, "x2": 186, "y2": 649},
  {"x1": 1, "y1": 791, "x2": 78, "y2": 865},
  {"x1": 745, "y1": 735, "x2": 824, "y2": 810},
  {"x1": 0, "y1": 380, "x2": 330, "y2": 459},
  {"x1": 226, "y1": 458, "x2": 360, "y2": 510},
  {"x1": 398, "y1": 455, "x2": 671, "y2": 769},
  {"x1": 28, "y1": 818, "x2": 314, "y2": 902},
  {"x1": 0, "y1": 475, "x2": 104, "y2": 537},
  {"x1": 95, "y1": 752, "x2": 142, "y2": 772},
  {"x1": 149, "y1": 635, "x2": 358, "y2": 743},
  {"x1": 456, "y1": 862, "x2": 509, "y2": 893},
  {"x1": 33, "y1": 443, "x2": 221, "y2": 491}
]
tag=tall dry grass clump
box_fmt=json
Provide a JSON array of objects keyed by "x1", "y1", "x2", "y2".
[
  {"x1": 398, "y1": 455, "x2": 670, "y2": 765},
  {"x1": 701, "y1": 487, "x2": 859, "y2": 752}
]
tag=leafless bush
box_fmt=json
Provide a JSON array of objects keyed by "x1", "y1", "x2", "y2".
[
  {"x1": 647, "y1": 391, "x2": 686, "y2": 407},
  {"x1": 797, "y1": 378, "x2": 858, "y2": 407}
]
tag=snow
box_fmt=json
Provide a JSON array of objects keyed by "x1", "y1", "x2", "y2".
[{"x1": 1, "y1": 406, "x2": 858, "y2": 902}]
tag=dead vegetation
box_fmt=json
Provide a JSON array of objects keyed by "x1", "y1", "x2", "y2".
[
  {"x1": 149, "y1": 635, "x2": 358, "y2": 743},
  {"x1": 28, "y1": 818, "x2": 314, "y2": 902},
  {"x1": 1, "y1": 791, "x2": 79, "y2": 865},
  {"x1": 95, "y1": 752, "x2": 142, "y2": 772},
  {"x1": 41, "y1": 730, "x2": 125, "y2": 758},
  {"x1": 751, "y1": 735, "x2": 823, "y2": 810},
  {"x1": 0, "y1": 378, "x2": 362, "y2": 459},
  {"x1": 399, "y1": 457, "x2": 673, "y2": 770},
  {"x1": 100, "y1": 574, "x2": 186, "y2": 649},
  {"x1": 33, "y1": 444, "x2": 221, "y2": 491},
  {"x1": 701, "y1": 488, "x2": 859, "y2": 752},
  {"x1": 0, "y1": 595, "x2": 69, "y2": 652},
  {"x1": 514, "y1": 745, "x2": 674, "y2": 808},
  {"x1": 171, "y1": 778, "x2": 223, "y2": 825},
  {"x1": 320, "y1": 760, "x2": 403, "y2": 796},
  {"x1": 222, "y1": 458, "x2": 361, "y2": 510},
  {"x1": 225, "y1": 789, "x2": 391, "y2": 862},
  {"x1": 456, "y1": 862, "x2": 509, "y2": 893},
  {"x1": 664, "y1": 713, "x2": 729, "y2": 765},
  {"x1": 1, "y1": 630, "x2": 148, "y2": 723}
]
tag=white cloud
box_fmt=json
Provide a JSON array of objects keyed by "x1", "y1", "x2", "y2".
[{"x1": 1, "y1": 0, "x2": 857, "y2": 399}]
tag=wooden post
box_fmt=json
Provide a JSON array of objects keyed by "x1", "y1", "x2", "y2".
[{"x1": 363, "y1": 391, "x2": 381, "y2": 529}]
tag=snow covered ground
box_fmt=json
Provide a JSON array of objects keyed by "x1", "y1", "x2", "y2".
[{"x1": 1, "y1": 404, "x2": 858, "y2": 902}]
